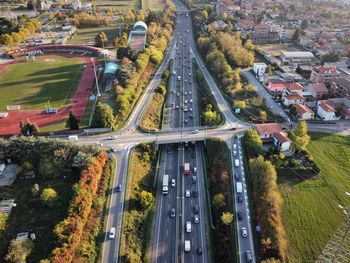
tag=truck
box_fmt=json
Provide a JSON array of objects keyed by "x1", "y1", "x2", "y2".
[
  {"x1": 236, "y1": 182, "x2": 243, "y2": 194},
  {"x1": 184, "y1": 163, "x2": 190, "y2": 175},
  {"x1": 162, "y1": 174, "x2": 169, "y2": 194}
]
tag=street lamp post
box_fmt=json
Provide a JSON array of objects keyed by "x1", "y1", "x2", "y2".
[{"x1": 90, "y1": 58, "x2": 101, "y2": 97}]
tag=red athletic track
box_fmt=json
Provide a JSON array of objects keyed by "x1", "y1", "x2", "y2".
[{"x1": 0, "y1": 55, "x2": 96, "y2": 135}]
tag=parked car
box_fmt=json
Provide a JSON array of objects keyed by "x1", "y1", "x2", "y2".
[{"x1": 193, "y1": 205, "x2": 199, "y2": 213}]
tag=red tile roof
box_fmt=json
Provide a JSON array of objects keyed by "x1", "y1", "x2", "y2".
[
  {"x1": 273, "y1": 132, "x2": 291, "y2": 144},
  {"x1": 316, "y1": 66, "x2": 338, "y2": 74},
  {"x1": 318, "y1": 100, "x2": 336, "y2": 112},
  {"x1": 294, "y1": 104, "x2": 313, "y2": 114},
  {"x1": 285, "y1": 83, "x2": 304, "y2": 91},
  {"x1": 284, "y1": 94, "x2": 304, "y2": 101},
  {"x1": 255, "y1": 123, "x2": 282, "y2": 135},
  {"x1": 309, "y1": 83, "x2": 328, "y2": 93}
]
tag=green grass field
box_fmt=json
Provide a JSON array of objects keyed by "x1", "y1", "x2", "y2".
[
  {"x1": 278, "y1": 132, "x2": 350, "y2": 262},
  {"x1": 0, "y1": 56, "x2": 85, "y2": 110}
]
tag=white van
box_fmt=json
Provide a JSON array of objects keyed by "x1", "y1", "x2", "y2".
[
  {"x1": 68, "y1": 135, "x2": 78, "y2": 142},
  {"x1": 109, "y1": 227, "x2": 116, "y2": 239},
  {"x1": 0, "y1": 164, "x2": 5, "y2": 176},
  {"x1": 235, "y1": 159, "x2": 240, "y2": 167},
  {"x1": 185, "y1": 240, "x2": 191, "y2": 252}
]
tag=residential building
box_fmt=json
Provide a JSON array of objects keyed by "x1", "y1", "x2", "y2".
[
  {"x1": 266, "y1": 78, "x2": 285, "y2": 94},
  {"x1": 317, "y1": 100, "x2": 341, "y2": 120},
  {"x1": 238, "y1": 19, "x2": 255, "y2": 30},
  {"x1": 294, "y1": 104, "x2": 314, "y2": 120},
  {"x1": 330, "y1": 77, "x2": 350, "y2": 99},
  {"x1": 282, "y1": 94, "x2": 305, "y2": 106},
  {"x1": 254, "y1": 123, "x2": 291, "y2": 152},
  {"x1": 310, "y1": 66, "x2": 340, "y2": 85},
  {"x1": 284, "y1": 83, "x2": 304, "y2": 95},
  {"x1": 253, "y1": 63, "x2": 267, "y2": 82},
  {"x1": 280, "y1": 51, "x2": 315, "y2": 64},
  {"x1": 305, "y1": 83, "x2": 329, "y2": 99}
]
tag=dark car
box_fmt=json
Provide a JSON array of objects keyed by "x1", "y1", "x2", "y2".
[
  {"x1": 245, "y1": 250, "x2": 252, "y2": 262},
  {"x1": 193, "y1": 205, "x2": 199, "y2": 213},
  {"x1": 170, "y1": 208, "x2": 176, "y2": 218},
  {"x1": 237, "y1": 212, "x2": 243, "y2": 221},
  {"x1": 234, "y1": 173, "x2": 240, "y2": 180},
  {"x1": 116, "y1": 184, "x2": 121, "y2": 192},
  {"x1": 191, "y1": 152, "x2": 196, "y2": 158},
  {"x1": 237, "y1": 195, "x2": 243, "y2": 203},
  {"x1": 197, "y1": 248, "x2": 202, "y2": 255},
  {"x1": 192, "y1": 190, "x2": 198, "y2": 197}
]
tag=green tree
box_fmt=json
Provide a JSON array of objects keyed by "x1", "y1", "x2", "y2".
[
  {"x1": 40, "y1": 187, "x2": 58, "y2": 207},
  {"x1": 139, "y1": 191, "x2": 155, "y2": 210},
  {"x1": 212, "y1": 193, "x2": 226, "y2": 209},
  {"x1": 95, "y1": 31, "x2": 108, "y2": 47},
  {"x1": 259, "y1": 110, "x2": 267, "y2": 122},
  {"x1": 0, "y1": 34, "x2": 14, "y2": 46},
  {"x1": 6, "y1": 239, "x2": 34, "y2": 263},
  {"x1": 156, "y1": 85, "x2": 166, "y2": 95},
  {"x1": 19, "y1": 120, "x2": 40, "y2": 136},
  {"x1": 0, "y1": 214, "x2": 7, "y2": 237},
  {"x1": 93, "y1": 102, "x2": 116, "y2": 129},
  {"x1": 221, "y1": 212, "x2": 233, "y2": 225},
  {"x1": 291, "y1": 120, "x2": 310, "y2": 150},
  {"x1": 234, "y1": 100, "x2": 246, "y2": 109},
  {"x1": 66, "y1": 111, "x2": 79, "y2": 130},
  {"x1": 243, "y1": 130, "x2": 263, "y2": 157}
]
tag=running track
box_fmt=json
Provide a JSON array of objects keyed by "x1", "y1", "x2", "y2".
[{"x1": 0, "y1": 55, "x2": 97, "y2": 135}]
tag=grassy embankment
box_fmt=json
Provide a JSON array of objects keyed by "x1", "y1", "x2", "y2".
[
  {"x1": 278, "y1": 132, "x2": 350, "y2": 262},
  {"x1": 120, "y1": 143, "x2": 157, "y2": 262},
  {"x1": 203, "y1": 138, "x2": 237, "y2": 263},
  {"x1": 140, "y1": 63, "x2": 171, "y2": 131}
]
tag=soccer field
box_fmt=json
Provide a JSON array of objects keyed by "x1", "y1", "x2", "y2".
[{"x1": 0, "y1": 55, "x2": 85, "y2": 110}]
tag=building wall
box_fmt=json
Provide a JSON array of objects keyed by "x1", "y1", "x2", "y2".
[{"x1": 316, "y1": 105, "x2": 340, "y2": 120}]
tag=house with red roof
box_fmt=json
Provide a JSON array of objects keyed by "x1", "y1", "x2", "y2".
[
  {"x1": 284, "y1": 83, "x2": 304, "y2": 95},
  {"x1": 317, "y1": 100, "x2": 340, "y2": 120},
  {"x1": 310, "y1": 66, "x2": 340, "y2": 85},
  {"x1": 266, "y1": 78, "x2": 285, "y2": 94},
  {"x1": 294, "y1": 104, "x2": 314, "y2": 120},
  {"x1": 305, "y1": 83, "x2": 329, "y2": 99},
  {"x1": 255, "y1": 123, "x2": 291, "y2": 152}
]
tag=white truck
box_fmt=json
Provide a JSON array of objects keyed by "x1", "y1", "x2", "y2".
[
  {"x1": 162, "y1": 174, "x2": 169, "y2": 194},
  {"x1": 236, "y1": 182, "x2": 243, "y2": 194}
]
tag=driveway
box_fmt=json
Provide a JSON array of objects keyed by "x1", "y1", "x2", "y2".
[
  {"x1": 0, "y1": 164, "x2": 17, "y2": 186},
  {"x1": 241, "y1": 70, "x2": 289, "y2": 121}
]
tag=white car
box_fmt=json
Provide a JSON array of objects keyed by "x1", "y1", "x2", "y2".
[
  {"x1": 171, "y1": 179, "x2": 176, "y2": 187},
  {"x1": 192, "y1": 129, "x2": 199, "y2": 134},
  {"x1": 110, "y1": 135, "x2": 117, "y2": 140},
  {"x1": 185, "y1": 190, "x2": 190, "y2": 197},
  {"x1": 233, "y1": 144, "x2": 237, "y2": 150},
  {"x1": 96, "y1": 142, "x2": 103, "y2": 147},
  {"x1": 109, "y1": 227, "x2": 116, "y2": 239},
  {"x1": 233, "y1": 150, "x2": 237, "y2": 157},
  {"x1": 194, "y1": 215, "x2": 199, "y2": 224},
  {"x1": 241, "y1": 227, "x2": 248, "y2": 238},
  {"x1": 186, "y1": 221, "x2": 192, "y2": 233},
  {"x1": 193, "y1": 167, "x2": 197, "y2": 173}
]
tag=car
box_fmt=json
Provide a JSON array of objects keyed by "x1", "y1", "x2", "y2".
[
  {"x1": 177, "y1": 92, "x2": 180, "y2": 96},
  {"x1": 241, "y1": 227, "x2": 248, "y2": 237},
  {"x1": 237, "y1": 195, "x2": 243, "y2": 203},
  {"x1": 193, "y1": 215, "x2": 199, "y2": 224},
  {"x1": 109, "y1": 148, "x2": 117, "y2": 153},
  {"x1": 184, "y1": 108, "x2": 188, "y2": 112},
  {"x1": 184, "y1": 91, "x2": 187, "y2": 95},
  {"x1": 189, "y1": 91, "x2": 192, "y2": 95},
  {"x1": 171, "y1": 90, "x2": 175, "y2": 94},
  {"x1": 233, "y1": 144, "x2": 237, "y2": 150},
  {"x1": 245, "y1": 250, "x2": 253, "y2": 262},
  {"x1": 186, "y1": 221, "x2": 192, "y2": 232},
  {"x1": 192, "y1": 175, "x2": 197, "y2": 184},
  {"x1": 235, "y1": 159, "x2": 240, "y2": 167},
  {"x1": 189, "y1": 108, "x2": 193, "y2": 112},
  {"x1": 109, "y1": 227, "x2": 116, "y2": 239},
  {"x1": 193, "y1": 167, "x2": 197, "y2": 173},
  {"x1": 193, "y1": 205, "x2": 199, "y2": 213},
  {"x1": 116, "y1": 184, "x2": 121, "y2": 192},
  {"x1": 233, "y1": 150, "x2": 237, "y2": 157},
  {"x1": 172, "y1": 70, "x2": 176, "y2": 75},
  {"x1": 237, "y1": 212, "x2": 243, "y2": 221},
  {"x1": 185, "y1": 190, "x2": 190, "y2": 197},
  {"x1": 192, "y1": 190, "x2": 198, "y2": 197},
  {"x1": 191, "y1": 152, "x2": 196, "y2": 158},
  {"x1": 189, "y1": 99, "x2": 193, "y2": 103},
  {"x1": 234, "y1": 173, "x2": 240, "y2": 180},
  {"x1": 184, "y1": 119, "x2": 188, "y2": 124},
  {"x1": 110, "y1": 135, "x2": 117, "y2": 140},
  {"x1": 197, "y1": 248, "x2": 203, "y2": 255},
  {"x1": 96, "y1": 142, "x2": 103, "y2": 147},
  {"x1": 192, "y1": 129, "x2": 199, "y2": 134},
  {"x1": 231, "y1": 127, "x2": 237, "y2": 131},
  {"x1": 184, "y1": 100, "x2": 188, "y2": 104},
  {"x1": 170, "y1": 208, "x2": 176, "y2": 218},
  {"x1": 189, "y1": 114, "x2": 194, "y2": 119},
  {"x1": 171, "y1": 178, "x2": 176, "y2": 187}
]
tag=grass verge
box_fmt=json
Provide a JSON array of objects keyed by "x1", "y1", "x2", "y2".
[
  {"x1": 120, "y1": 143, "x2": 157, "y2": 263},
  {"x1": 278, "y1": 132, "x2": 350, "y2": 262}
]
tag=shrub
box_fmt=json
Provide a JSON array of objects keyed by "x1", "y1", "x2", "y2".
[{"x1": 41, "y1": 187, "x2": 58, "y2": 207}]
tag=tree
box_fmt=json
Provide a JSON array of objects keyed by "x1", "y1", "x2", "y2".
[
  {"x1": 66, "y1": 111, "x2": 79, "y2": 130},
  {"x1": 243, "y1": 130, "x2": 263, "y2": 157},
  {"x1": 19, "y1": 120, "x2": 40, "y2": 136},
  {"x1": 291, "y1": 120, "x2": 310, "y2": 150},
  {"x1": 212, "y1": 193, "x2": 226, "y2": 209},
  {"x1": 156, "y1": 85, "x2": 166, "y2": 95},
  {"x1": 95, "y1": 31, "x2": 108, "y2": 47},
  {"x1": 0, "y1": 214, "x2": 7, "y2": 236},
  {"x1": 0, "y1": 34, "x2": 14, "y2": 46},
  {"x1": 6, "y1": 239, "x2": 34, "y2": 263},
  {"x1": 93, "y1": 102, "x2": 116, "y2": 129},
  {"x1": 40, "y1": 187, "x2": 58, "y2": 207},
  {"x1": 259, "y1": 110, "x2": 268, "y2": 122},
  {"x1": 234, "y1": 100, "x2": 246, "y2": 109},
  {"x1": 139, "y1": 191, "x2": 155, "y2": 210},
  {"x1": 221, "y1": 212, "x2": 233, "y2": 225}
]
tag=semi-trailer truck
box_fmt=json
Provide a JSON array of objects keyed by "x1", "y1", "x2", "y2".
[
  {"x1": 162, "y1": 174, "x2": 169, "y2": 194},
  {"x1": 184, "y1": 163, "x2": 190, "y2": 175}
]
